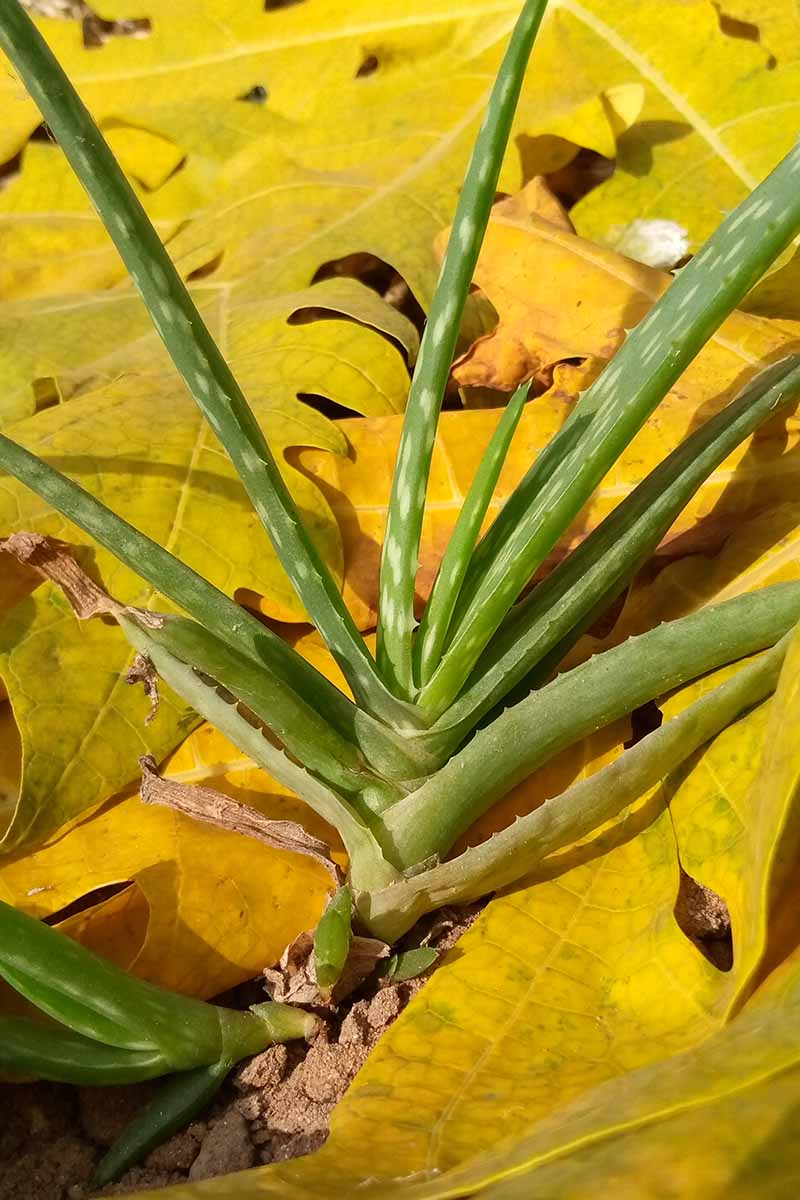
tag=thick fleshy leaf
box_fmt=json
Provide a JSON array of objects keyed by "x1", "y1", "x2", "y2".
[
  {"x1": 300, "y1": 373, "x2": 800, "y2": 630},
  {"x1": 130, "y1": 628, "x2": 800, "y2": 1195},
  {"x1": 582, "y1": 501, "x2": 800, "y2": 655}
]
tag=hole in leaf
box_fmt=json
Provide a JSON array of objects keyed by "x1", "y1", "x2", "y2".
[
  {"x1": 264, "y1": 0, "x2": 305, "y2": 10},
  {"x1": 296, "y1": 392, "x2": 364, "y2": 422},
  {"x1": 585, "y1": 588, "x2": 628, "y2": 640},
  {"x1": 238, "y1": 84, "x2": 269, "y2": 104},
  {"x1": 43, "y1": 881, "x2": 133, "y2": 926},
  {"x1": 311, "y1": 252, "x2": 425, "y2": 333},
  {"x1": 82, "y1": 13, "x2": 151, "y2": 49},
  {"x1": 624, "y1": 699, "x2": 663, "y2": 748},
  {"x1": 28, "y1": 121, "x2": 55, "y2": 145},
  {"x1": 186, "y1": 250, "x2": 225, "y2": 281},
  {"x1": 356, "y1": 54, "x2": 379, "y2": 78},
  {"x1": 288, "y1": 304, "x2": 414, "y2": 372},
  {"x1": 713, "y1": 4, "x2": 760, "y2": 43},
  {"x1": 0, "y1": 148, "x2": 23, "y2": 187},
  {"x1": 31, "y1": 377, "x2": 62, "y2": 413},
  {"x1": 674, "y1": 868, "x2": 733, "y2": 971},
  {"x1": 544, "y1": 147, "x2": 615, "y2": 210}
]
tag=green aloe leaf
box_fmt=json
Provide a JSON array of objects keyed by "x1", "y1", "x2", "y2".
[
  {"x1": 421, "y1": 139, "x2": 800, "y2": 717},
  {"x1": 376, "y1": 0, "x2": 549, "y2": 699}
]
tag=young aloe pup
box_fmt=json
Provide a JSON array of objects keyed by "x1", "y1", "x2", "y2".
[
  {"x1": 0, "y1": 900, "x2": 315, "y2": 1184},
  {"x1": 3, "y1": 0, "x2": 800, "y2": 1172}
]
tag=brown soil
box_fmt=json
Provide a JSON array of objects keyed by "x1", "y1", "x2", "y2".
[{"x1": 0, "y1": 906, "x2": 481, "y2": 1200}]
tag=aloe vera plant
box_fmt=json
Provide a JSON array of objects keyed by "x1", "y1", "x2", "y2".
[{"x1": 3, "y1": 0, "x2": 800, "y2": 1168}]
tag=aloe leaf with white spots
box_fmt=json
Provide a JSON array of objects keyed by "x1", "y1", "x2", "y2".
[
  {"x1": 364, "y1": 627, "x2": 794, "y2": 942},
  {"x1": 414, "y1": 381, "x2": 530, "y2": 688},
  {"x1": 4, "y1": 0, "x2": 800, "y2": 1047},
  {"x1": 411, "y1": 353, "x2": 800, "y2": 754},
  {"x1": 382, "y1": 583, "x2": 800, "y2": 871},
  {"x1": 375, "y1": 0, "x2": 550, "y2": 700},
  {"x1": 416, "y1": 137, "x2": 800, "y2": 718}
]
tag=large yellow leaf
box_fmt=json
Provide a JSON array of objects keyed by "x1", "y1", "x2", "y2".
[
  {"x1": 0, "y1": 2, "x2": 640, "y2": 307},
  {"x1": 144, "y1": 946, "x2": 800, "y2": 1198},
  {"x1": 0, "y1": 717, "x2": 342, "y2": 998},
  {"x1": 551, "y1": 0, "x2": 800, "y2": 249},
  {"x1": 0, "y1": 117, "x2": 237, "y2": 299},
  {"x1": 6, "y1": 1, "x2": 795, "y2": 280}
]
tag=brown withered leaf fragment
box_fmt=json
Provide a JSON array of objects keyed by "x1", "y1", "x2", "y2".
[
  {"x1": 263, "y1": 931, "x2": 319, "y2": 1007},
  {"x1": 0, "y1": 532, "x2": 163, "y2": 628},
  {"x1": 264, "y1": 928, "x2": 389, "y2": 1009},
  {"x1": 138, "y1": 755, "x2": 343, "y2": 885},
  {"x1": 126, "y1": 653, "x2": 160, "y2": 725}
]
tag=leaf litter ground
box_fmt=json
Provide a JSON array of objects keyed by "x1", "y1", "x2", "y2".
[{"x1": 5, "y1": 1, "x2": 800, "y2": 1196}]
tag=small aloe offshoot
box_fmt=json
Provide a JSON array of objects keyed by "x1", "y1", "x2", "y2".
[
  {"x1": 314, "y1": 886, "x2": 355, "y2": 999},
  {"x1": 3, "y1": 0, "x2": 800, "y2": 1172},
  {"x1": 0, "y1": 901, "x2": 315, "y2": 1182}
]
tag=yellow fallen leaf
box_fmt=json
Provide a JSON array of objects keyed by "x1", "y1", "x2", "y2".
[
  {"x1": 6, "y1": 0, "x2": 789, "y2": 274},
  {"x1": 302, "y1": 946, "x2": 800, "y2": 1199},
  {"x1": 0, "y1": 112, "x2": 250, "y2": 300},
  {"x1": 0, "y1": 0, "x2": 647, "y2": 317},
  {"x1": 0, "y1": 719, "x2": 342, "y2": 997},
  {"x1": 56, "y1": 882, "x2": 150, "y2": 972},
  {"x1": 556, "y1": 0, "x2": 800, "y2": 249},
  {"x1": 453, "y1": 180, "x2": 800, "y2": 391}
]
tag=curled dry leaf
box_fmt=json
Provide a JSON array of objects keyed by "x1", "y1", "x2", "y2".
[
  {"x1": 0, "y1": 532, "x2": 163, "y2": 628},
  {"x1": 263, "y1": 929, "x2": 389, "y2": 1010},
  {"x1": 139, "y1": 755, "x2": 343, "y2": 888}
]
